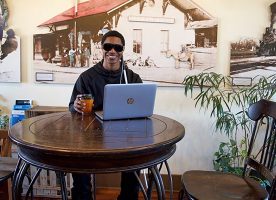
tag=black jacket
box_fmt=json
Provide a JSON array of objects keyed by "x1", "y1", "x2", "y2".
[{"x1": 69, "y1": 61, "x2": 142, "y2": 111}]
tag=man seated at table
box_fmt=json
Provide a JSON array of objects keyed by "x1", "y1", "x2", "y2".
[{"x1": 69, "y1": 30, "x2": 142, "y2": 200}]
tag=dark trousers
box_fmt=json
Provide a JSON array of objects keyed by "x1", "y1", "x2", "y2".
[
  {"x1": 72, "y1": 174, "x2": 93, "y2": 200},
  {"x1": 72, "y1": 171, "x2": 140, "y2": 200}
]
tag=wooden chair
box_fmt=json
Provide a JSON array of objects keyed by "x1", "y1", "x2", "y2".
[
  {"x1": 0, "y1": 129, "x2": 18, "y2": 200},
  {"x1": 179, "y1": 99, "x2": 276, "y2": 200}
]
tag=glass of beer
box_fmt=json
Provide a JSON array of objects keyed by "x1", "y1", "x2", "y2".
[{"x1": 79, "y1": 94, "x2": 94, "y2": 115}]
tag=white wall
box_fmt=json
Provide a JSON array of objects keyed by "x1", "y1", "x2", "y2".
[
  {"x1": 118, "y1": 0, "x2": 192, "y2": 67},
  {"x1": 0, "y1": 0, "x2": 275, "y2": 174}
]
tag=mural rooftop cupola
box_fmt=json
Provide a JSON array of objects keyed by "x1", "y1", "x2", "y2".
[{"x1": 140, "y1": 0, "x2": 156, "y2": 13}]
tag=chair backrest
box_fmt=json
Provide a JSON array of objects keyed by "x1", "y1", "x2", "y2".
[
  {"x1": 0, "y1": 129, "x2": 12, "y2": 157},
  {"x1": 244, "y1": 99, "x2": 276, "y2": 198}
]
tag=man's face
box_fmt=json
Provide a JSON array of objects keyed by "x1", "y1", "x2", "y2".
[{"x1": 102, "y1": 36, "x2": 124, "y2": 67}]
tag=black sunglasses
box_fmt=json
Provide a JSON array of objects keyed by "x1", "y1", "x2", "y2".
[{"x1": 102, "y1": 43, "x2": 124, "y2": 52}]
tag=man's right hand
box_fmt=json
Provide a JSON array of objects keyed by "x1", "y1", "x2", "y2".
[{"x1": 73, "y1": 94, "x2": 86, "y2": 114}]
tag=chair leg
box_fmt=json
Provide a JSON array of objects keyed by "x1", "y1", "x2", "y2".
[
  {"x1": 93, "y1": 174, "x2": 96, "y2": 200},
  {"x1": 7, "y1": 179, "x2": 12, "y2": 200},
  {"x1": 1, "y1": 179, "x2": 12, "y2": 200},
  {"x1": 179, "y1": 186, "x2": 192, "y2": 200},
  {"x1": 178, "y1": 187, "x2": 184, "y2": 200}
]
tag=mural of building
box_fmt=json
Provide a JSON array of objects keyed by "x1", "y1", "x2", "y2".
[{"x1": 33, "y1": 0, "x2": 218, "y2": 85}]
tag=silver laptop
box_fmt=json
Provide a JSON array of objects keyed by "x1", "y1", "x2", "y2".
[{"x1": 95, "y1": 83, "x2": 157, "y2": 120}]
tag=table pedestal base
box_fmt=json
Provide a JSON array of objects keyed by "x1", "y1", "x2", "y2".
[{"x1": 12, "y1": 159, "x2": 173, "y2": 200}]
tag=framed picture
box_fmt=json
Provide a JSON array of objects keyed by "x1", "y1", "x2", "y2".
[
  {"x1": 0, "y1": 33, "x2": 21, "y2": 83},
  {"x1": 230, "y1": 2, "x2": 276, "y2": 84},
  {"x1": 33, "y1": 0, "x2": 218, "y2": 86}
]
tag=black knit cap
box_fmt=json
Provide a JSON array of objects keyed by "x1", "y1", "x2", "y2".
[{"x1": 101, "y1": 30, "x2": 125, "y2": 46}]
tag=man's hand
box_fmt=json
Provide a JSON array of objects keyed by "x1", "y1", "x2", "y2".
[{"x1": 74, "y1": 94, "x2": 86, "y2": 114}]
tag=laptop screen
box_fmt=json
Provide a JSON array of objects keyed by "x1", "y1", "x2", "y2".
[{"x1": 96, "y1": 83, "x2": 157, "y2": 120}]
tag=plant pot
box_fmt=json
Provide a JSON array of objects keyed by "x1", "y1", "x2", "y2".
[{"x1": 248, "y1": 169, "x2": 270, "y2": 190}]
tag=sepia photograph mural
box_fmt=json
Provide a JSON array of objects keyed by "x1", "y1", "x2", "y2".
[
  {"x1": 0, "y1": 0, "x2": 21, "y2": 83},
  {"x1": 230, "y1": 2, "x2": 276, "y2": 85},
  {"x1": 33, "y1": 0, "x2": 218, "y2": 85}
]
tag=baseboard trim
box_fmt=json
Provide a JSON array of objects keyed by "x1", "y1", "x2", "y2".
[{"x1": 96, "y1": 173, "x2": 182, "y2": 192}]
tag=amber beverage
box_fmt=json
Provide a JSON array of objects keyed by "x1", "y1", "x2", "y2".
[{"x1": 79, "y1": 94, "x2": 94, "y2": 115}]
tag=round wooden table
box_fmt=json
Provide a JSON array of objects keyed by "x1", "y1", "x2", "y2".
[{"x1": 9, "y1": 112, "x2": 185, "y2": 200}]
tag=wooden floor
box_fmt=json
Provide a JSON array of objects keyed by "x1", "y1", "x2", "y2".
[{"x1": 33, "y1": 188, "x2": 181, "y2": 200}]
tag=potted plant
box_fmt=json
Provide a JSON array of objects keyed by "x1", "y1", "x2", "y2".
[
  {"x1": 182, "y1": 71, "x2": 276, "y2": 177},
  {"x1": 0, "y1": 114, "x2": 9, "y2": 130}
]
